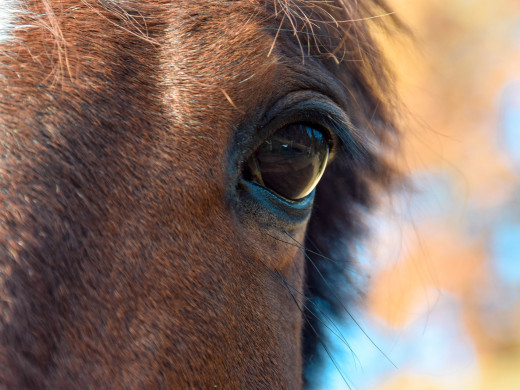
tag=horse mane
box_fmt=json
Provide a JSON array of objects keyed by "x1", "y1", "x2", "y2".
[{"x1": 267, "y1": 0, "x2": 402, "y2": 385}]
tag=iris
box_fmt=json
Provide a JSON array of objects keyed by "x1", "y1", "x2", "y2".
[{"x1": 245, "y1": 124, "x2": 330, "y2": 200}]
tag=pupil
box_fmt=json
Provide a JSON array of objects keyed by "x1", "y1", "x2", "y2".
[{"x1": 251, "y1": 124, "x2": 329, "y2": 200}]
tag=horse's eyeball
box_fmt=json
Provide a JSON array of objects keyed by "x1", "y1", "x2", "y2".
[{"x1": 245, "y1": 124, "x2": 330, "y2": 201}]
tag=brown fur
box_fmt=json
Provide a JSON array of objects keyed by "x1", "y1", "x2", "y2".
[{"x1": 0, "y1": 0, "x2": 398, "y2": 388}]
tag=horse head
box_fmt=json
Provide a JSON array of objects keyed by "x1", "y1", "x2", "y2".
[{"x1": 0, "y1": 0, "x2": 398, "y2": 388}]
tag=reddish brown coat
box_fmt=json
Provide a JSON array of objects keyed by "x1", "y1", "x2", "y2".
[{"x1": 0, "y1": 1, "x2": 398, "y2": 388}]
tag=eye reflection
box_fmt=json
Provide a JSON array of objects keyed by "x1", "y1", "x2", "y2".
[{"x1": 245, "y1": 124, "x2": 330, "y2": 200}]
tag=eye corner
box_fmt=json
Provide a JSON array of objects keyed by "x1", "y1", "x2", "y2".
[{"x1": 304, "y1": 121, "x2": 339, "y2": 161}]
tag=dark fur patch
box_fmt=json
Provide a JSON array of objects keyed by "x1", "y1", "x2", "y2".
[{"x1": 267, "y1": 1, "x2": 403, "y2": 385}]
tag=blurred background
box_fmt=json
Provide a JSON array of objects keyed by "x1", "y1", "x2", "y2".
[{"x1": 323, "y1": 0, "x2": 520, "y2": 388}]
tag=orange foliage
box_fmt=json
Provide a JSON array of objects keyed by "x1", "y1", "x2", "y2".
[{"x1": 363, "y1": 0, "x2": 520, "y2": 388}]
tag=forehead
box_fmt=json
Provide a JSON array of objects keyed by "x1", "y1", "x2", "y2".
[
  {"x1": 0, "y1": 0, "x2": 391, "y2": 153},
  {"x1": 1, "y1": 0, "x2": 389, "y2": 115},
  {"x1": 163, "y1": 0, "x2": 363, "y2": 118}
]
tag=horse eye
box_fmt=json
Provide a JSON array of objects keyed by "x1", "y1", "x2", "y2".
[{"x1": 245, "y1": 124, "x2": 330, "y2": 200}]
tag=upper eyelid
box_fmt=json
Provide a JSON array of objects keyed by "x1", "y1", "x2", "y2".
[{"x1": 231, "y1": 91, "x2": 365, "y2": 180}]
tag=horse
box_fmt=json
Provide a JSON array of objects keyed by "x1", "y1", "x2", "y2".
[{"x1": 0, "y1": 0, "x2": 399, "y2": 388}]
